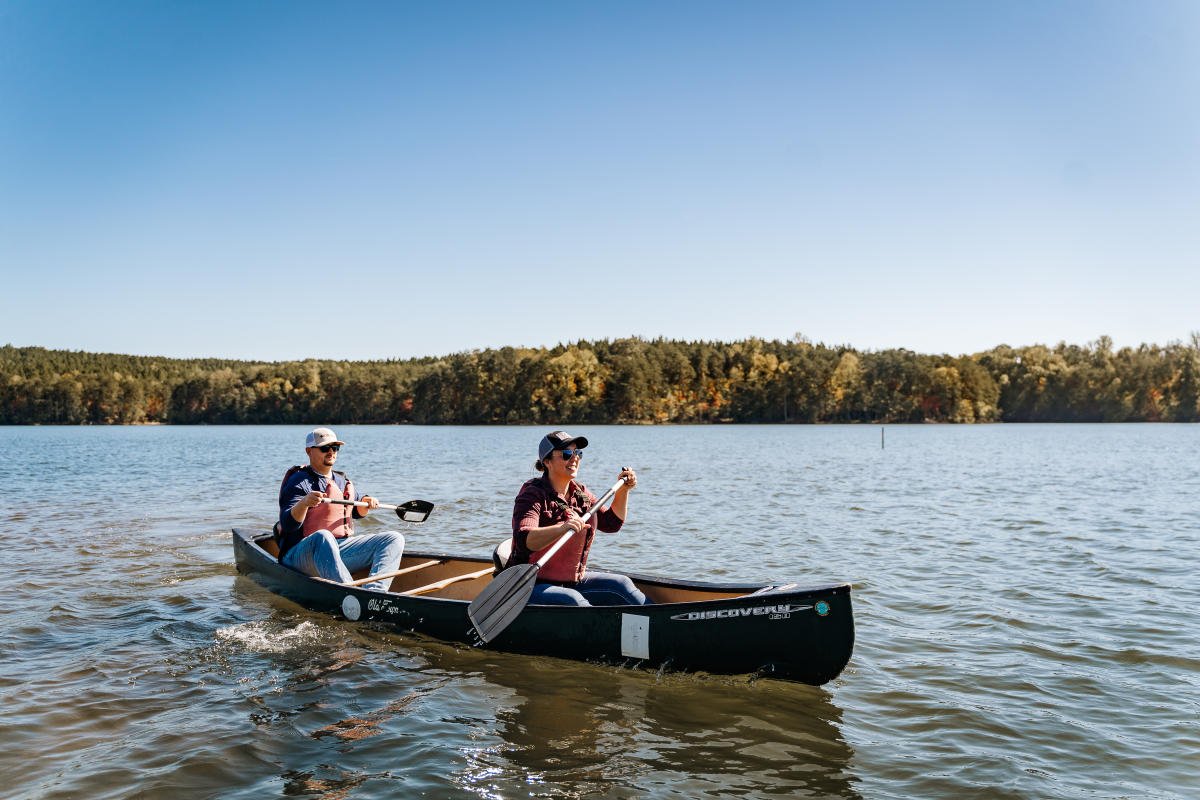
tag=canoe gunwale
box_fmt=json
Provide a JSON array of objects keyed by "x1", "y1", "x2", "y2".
[{"x1": 234, "y1": 527, "x2": 849, "y2": 604}]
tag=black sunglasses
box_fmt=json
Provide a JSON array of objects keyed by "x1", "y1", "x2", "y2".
[
  {"x1": 317, "y1": 444, "x2": 341, "y2": 453},
  {"x1": 559, "y1": 448, "x2": 584, "y2": 460}
]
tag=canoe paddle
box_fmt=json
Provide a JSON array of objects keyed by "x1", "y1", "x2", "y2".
[
  {"x1": 320, "y1": 497, "x2": 435, "y2": 524},
  {"x1": 467, "y1": 476, "x2": 627, "y2": 644}
]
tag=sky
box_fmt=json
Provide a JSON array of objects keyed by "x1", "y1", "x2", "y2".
[{"x1": 1, "y1": 1, "x2": 1197, "y2": 361}]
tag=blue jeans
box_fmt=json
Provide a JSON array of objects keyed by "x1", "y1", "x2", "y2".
[
  {"x1": 531, "y1": 571, "x2": 650, "y2": 606},
  {"x1": 281, "y1": 530, "x2": 405, "y2": 591}
]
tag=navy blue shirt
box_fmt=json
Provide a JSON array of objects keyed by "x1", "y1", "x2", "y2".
[{"x1": 276, "y1": 467, "x2": 365, "y2": 558}]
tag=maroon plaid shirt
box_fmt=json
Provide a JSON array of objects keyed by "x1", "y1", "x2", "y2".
[{"x1": 510, "y1": 474, "x2": 624, "y2": 581}]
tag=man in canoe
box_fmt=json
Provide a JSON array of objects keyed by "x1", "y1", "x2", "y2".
[
  {"x1": 507, "y1": 430, "x2": 648, "y2": 606},
  {"x1": 276, "y1": 427, "x2": 404, "y2": 591}
]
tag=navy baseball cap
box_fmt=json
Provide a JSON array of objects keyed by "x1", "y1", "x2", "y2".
[{"x1": 538, "y1": 430, "x2": 588, "y2": 461}]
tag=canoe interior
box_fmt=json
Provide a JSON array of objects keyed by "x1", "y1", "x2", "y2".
[{"x1": 254, "y1": 533, "x2": 767, "y2": 603}]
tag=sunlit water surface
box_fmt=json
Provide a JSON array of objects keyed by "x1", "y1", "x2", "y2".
[{"x1": 2, "y1": 424, "x2": 1197, "y2": 799}]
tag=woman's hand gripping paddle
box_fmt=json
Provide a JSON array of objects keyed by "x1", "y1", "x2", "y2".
[{"x1": 467, "y1": 476, "x2": 627, "y2": 645}]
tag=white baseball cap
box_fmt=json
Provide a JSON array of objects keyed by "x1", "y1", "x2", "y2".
[{"x1": 305, "y1": 427, "x2": 345, "y2": 448}]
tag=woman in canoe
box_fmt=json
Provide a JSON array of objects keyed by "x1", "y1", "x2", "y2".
[{"x1": 507, "y1": 430, "x2": 649, "y2": 606}]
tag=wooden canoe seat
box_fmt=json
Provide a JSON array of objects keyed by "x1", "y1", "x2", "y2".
[{"x1": 257, "y1": 534, "x2": 281, "y2": 559}]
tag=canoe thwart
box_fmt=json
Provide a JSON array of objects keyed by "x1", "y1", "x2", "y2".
[
  {"x1": 400, "y1": 567, "x2": 494, "y2": 596},
  {"x1": 345, "y1": 558, "x2": 444, "y2": 587}
]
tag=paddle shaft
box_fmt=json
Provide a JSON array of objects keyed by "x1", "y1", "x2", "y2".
[{"x1": 321, "y1": 498, "x2": 406, "y2": 511}]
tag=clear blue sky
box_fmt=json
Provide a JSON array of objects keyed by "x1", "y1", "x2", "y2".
[{"x1": 2, "y1": 1, "x2": 1197, "y2": 361}]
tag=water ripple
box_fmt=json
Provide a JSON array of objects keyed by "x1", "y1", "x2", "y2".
[{"x1": 3, "y1": 424, "x2": 1200, "y2": 799}]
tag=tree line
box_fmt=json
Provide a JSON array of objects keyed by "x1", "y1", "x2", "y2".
[{"x1": 2, "y1": 335, "x2": 1198, "y2": 425}]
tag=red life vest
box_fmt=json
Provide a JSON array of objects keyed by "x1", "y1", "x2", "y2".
[{"x1": 301, "y1": 472, "x2": 356, "y2": 539}]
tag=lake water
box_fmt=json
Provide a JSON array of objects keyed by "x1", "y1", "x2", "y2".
[{"x1": 2, "y1": 424, "x2": 1197, "y2": 799}]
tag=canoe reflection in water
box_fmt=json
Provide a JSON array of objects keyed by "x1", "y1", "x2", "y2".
[
  {"x1": 225, "y1": 578, "x2": 860, "y2": 799},
  {"x1": 456, "y1": 655, "x2": 862, "y2": 799}
]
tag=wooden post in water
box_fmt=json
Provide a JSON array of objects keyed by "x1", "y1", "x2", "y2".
[{"x1": 881, "y1": 427, "x2": 885, "y2": 449}]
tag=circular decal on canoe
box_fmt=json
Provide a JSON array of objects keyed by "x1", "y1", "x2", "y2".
[
  {"x1": 342, "y1": 595, "x2": 362, "y2": 621},
  {"x1": 815, "y1": 601, "x2": 830, "y2": 617}
]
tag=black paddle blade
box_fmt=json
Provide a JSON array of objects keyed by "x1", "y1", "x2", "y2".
[
  {"x1": 467, "y1": 563, "x2": 539, "y2": 644},
  {"x1": 394, "y1": 499, "x2": 434, "y2": 523}
]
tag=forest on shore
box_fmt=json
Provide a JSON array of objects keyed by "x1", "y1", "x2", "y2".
[{"x1": 2, "y1": 336, "x2": 1199, "y2": 425}]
